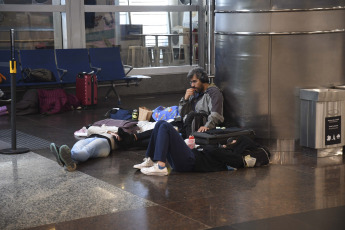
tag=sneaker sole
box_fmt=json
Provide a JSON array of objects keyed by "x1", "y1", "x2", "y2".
[
  {"x1": 133, "y1": 164, "x2": 154, "y2": 169},
  {"x1": 50, "y1": 143, "x2": 64, "y2": 167},
  {"x1": 59, "y1": 145, "x2": 76, "y2": 172},
  {"x1": 140, "y1": 169, "x2": 168, "y2": 176}
]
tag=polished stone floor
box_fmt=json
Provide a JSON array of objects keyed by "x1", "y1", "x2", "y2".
[{"x1": 0, "y1": 92, "x2": 344, "y2": 230}]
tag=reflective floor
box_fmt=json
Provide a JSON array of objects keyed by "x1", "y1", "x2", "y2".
[{"x1": 0, "y1": 92, "x2": 344, "y2": 230}]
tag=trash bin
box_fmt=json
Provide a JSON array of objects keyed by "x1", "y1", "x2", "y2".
[{"x1": 300, "y1": 88, "x2": 345, "y2": 149}]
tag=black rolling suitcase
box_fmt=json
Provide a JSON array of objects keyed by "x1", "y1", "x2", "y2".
[{"x1": 192, "y1": 127, "x2": 256, "y2": 145}]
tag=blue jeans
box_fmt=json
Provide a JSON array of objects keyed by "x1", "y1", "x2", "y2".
[
  {"x1": 146, "y1": 120, "x2": 195, "y2": 172},
  {"x1": 71, "y1": 137, "x2": 110, "y2": 162}
]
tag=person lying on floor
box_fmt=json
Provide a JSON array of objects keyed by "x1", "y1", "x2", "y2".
[
  {"x1": 49, "y1": 125, "x2": 120, "y2": 172},
  {"x1": 132, "y1": 120, "x2": 270, "y2": 176}
]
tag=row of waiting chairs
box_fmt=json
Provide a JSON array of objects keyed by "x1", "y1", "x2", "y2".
[{"x1": 0, "y1": 47, "x2": 143, "y2": 104}]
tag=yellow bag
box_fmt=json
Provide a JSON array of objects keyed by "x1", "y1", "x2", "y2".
[{"x1": 138, "y1": 106, "x2": 153, "y2": 121}]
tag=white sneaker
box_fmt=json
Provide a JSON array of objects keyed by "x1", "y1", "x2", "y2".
[
  {"x1": 140, "y1": 163, "x2": 169, "y2": 176},
  {"x1": 133, "y1": 157, "x2": 154, "y2": 169},
  {"x1": 244, "y1": 155, "x2": 256, "y2": 167}
]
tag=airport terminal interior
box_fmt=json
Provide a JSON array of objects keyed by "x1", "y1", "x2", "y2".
[
  {"x1": 1, "y1": 1, "x2": 345, "y2": 230},
  {"x1": 1, "y1": 92, "x2": 345, "y2": 230}
]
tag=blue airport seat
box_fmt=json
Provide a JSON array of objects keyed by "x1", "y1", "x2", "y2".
[
  {"x1": 0, "y1": 49, "x2": 21, "y2": 87},
  {"x1": 1, "y1": 48, "x2": 149, "y2": 98},
  {"x1": 89, "y1": 47, "x2": 130, "y2": 81},
  {"x1": 19, "y1": 49, "x2": 61, "y2": 86},
  {"x1": 89, "y1": 47, "x2": 137, "y2": 103},
  {"x1": 55, "y1": 48, "x2": 93, "y2": 84}
]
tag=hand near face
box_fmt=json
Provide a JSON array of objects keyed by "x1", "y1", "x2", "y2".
[{"x1": 184, "y1": 88, "x2": 196, "y2": 100}]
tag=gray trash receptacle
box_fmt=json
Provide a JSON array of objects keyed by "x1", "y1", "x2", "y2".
[{"x1": 300, "y1": 88, "x2": 345, "y2": 149}]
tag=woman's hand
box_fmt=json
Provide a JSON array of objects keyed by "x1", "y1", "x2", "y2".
[{"x1": 108, "y1": 131, "x2": 121, "y2": 141}]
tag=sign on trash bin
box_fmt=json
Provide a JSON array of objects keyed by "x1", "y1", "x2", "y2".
[{"x1": 325, "y1": 116, "x2": 341, "y2": 145}]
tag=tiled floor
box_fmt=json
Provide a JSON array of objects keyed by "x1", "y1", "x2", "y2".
[{"x1": 0, "y1": 92, "x2": 345, "y2": 230}]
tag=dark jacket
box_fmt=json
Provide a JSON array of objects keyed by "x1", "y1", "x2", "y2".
[{"x1": 192, "y1": 135, "x2": 262, "y2": 172}]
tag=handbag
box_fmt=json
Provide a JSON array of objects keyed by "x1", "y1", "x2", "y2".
[{"x1": 22, "y1": 68, "x2": 56, "y2": 83}]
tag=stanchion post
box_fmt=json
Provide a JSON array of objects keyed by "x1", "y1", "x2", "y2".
[
  {"x1": 10, "y1": 29, "x2": 17, "y2": 149},
  {"x1": 0, "y1": 29, "x2": 30, "y2": 155}
]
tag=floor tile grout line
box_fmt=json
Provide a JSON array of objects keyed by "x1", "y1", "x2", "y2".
[{"x1": 157, "y1": 204, "x2": 212, "y2": 229}]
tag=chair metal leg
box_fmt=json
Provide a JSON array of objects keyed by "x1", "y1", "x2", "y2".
[{"x1": 104, "y1": 82, "x2": 121, "y2": 104}]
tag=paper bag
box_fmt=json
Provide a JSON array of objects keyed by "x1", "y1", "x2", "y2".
[{"x1": 138, "y1": 106, "x2": 153, "y2": 121}]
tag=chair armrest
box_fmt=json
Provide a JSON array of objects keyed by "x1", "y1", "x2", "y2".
[
  {"x1": 123, "y1": 64, "x2": 133, "y2": 76},
  {"x1": 91, "y1": 66, "x2": 101, "y2": 75},
  {"x1": 57, "y1": 67, "x2": 67, "y2": 82}
]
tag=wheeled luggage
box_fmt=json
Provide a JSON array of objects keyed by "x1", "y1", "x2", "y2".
[
  {"x1": 76, "y1": 73, "x2": 97, "y2": 106},
  {"x1": 192, "y1": 127, "x2": 256, "y2": 145}
]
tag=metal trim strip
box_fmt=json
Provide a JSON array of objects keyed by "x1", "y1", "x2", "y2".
[
  {"x1": 84, "y1": 5, "x2": 198, "y2": 12},
  {"x1": 0, "y1": 5, "x2": 66, "y2": 12},
  {"x1": 215, "y1": 6, "x2": 345, "y2": 14},
  {"x1": 215, "y1": 29, "x2": 345, "y2": 36}
]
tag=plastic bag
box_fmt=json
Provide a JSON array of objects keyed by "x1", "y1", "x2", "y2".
[{"x1": 152, "y1": 106, "x2": 180, "y2": 121}]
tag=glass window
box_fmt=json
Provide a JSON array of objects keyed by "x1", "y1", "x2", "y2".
[
  {"x1": 0, "y1": 0, "x2": 200, "y2": 68},
  {"x1": 85, "y1": 10, "x2": 198, "y2": 67},
  {"x1": 84, "y1": 0, "x2": 199, "y2": 67},
  {"x1": 119, "y1": 0, "x2": 170, "y2": 46},
  {"x1": 0, "y1": 12, "x2": 55, "y2": 50},
  {"x1": 129, "y1": 12, "x2": 169, "y2": 47}
]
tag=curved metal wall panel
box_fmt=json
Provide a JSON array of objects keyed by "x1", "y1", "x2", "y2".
[
  {"x1": 215, "y1": 13, "x2": 271, "y2": 33},
  {"x1": 215, "y1": 0, "x2": 271, "y2": 11},
  {"x1": 272, "y1": 0, "x2": 345, "y2": 10},
  {"x1": 215, "y1": 35, "x2": 270, "y2": 137},
  {"x1": 270, "y1": 33, "x2": 345, "y2": 138},
  {"x1": 215, "y1": 1, "x2": 345, "y2": 142},
  {"x1": 215, "y1": 10, "x2": 345, "y2": 34},
  {"x1": 215, "y1": 0, "x2": 345, "y2": 10}
]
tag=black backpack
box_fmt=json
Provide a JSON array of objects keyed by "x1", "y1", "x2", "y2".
[{"x1": 22, "y1": 68, "x2": 56, "y2": 83}]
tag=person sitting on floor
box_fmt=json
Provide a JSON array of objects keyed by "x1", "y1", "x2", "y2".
[
  {"x1": 133, "y1": 120, "x2": 270, "y2": 176},
  {"x1": 178, "y1": 66, "x2": 224, "y2": 135},
  {"x1": 116, "y1": 66, "x2": 225, "y2": 149},
  {"x1": 49, "y1": 125, "x2": 120, "y2": 172}
]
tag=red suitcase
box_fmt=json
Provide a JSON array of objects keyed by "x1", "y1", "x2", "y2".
[{"x1": 76, "y1": 73, "x2": 98, "y2": 106}]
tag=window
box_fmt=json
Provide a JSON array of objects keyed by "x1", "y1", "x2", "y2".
[
  {"x1": 0, "y1": 0, "x2": 201, "y2": 70},
  {"x1": 119, "y1": 0, "x2": 169, "y2": 47}
]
